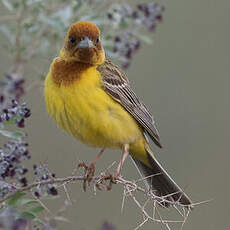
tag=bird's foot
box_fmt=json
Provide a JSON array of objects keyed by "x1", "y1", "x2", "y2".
[
  {"x1": 96, "y1": 173, "x2": 121, "y2": 191},
  {"x1": 78, "y1": 162, "x2": 95, "y2": 191}
]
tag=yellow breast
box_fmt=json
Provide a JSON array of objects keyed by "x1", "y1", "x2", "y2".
[{"x1": 44, "y1": 61, "x2": 143, "y2": 149}]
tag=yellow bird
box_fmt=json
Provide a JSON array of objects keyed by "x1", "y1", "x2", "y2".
[{"x1": 44, "y1": 21, "x2": 192, "y2": 207}]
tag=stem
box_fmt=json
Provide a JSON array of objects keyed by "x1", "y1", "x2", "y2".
[
  {"x1": 12, "y1": 5, "x2": 25, "y2": 75},
  {"x1": 0, "y1": 175, "x2": 147, "y2": 204},
  {"x1": 0, "y1": 175, "x2": 84, "y2": 203}
]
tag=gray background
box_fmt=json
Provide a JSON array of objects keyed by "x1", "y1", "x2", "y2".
[{"x1": 1, "y1": 0, "x2": 229, "y2": 229}]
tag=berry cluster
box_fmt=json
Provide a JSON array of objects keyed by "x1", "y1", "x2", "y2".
[
  {"x1": 0, "y1": 141, "x2": 30, "y2": 197},
  {"x1": 0, "y1": 73, "x2": 29, "y2": 128},
  {"x1": 0, "y1": 100, "x2": 31, "y2": 128},
  {"x1": 0, "y1": 72, "x2": 32, "y2": 198},
  {"x1": 0, "y1": 74, "x2": 25, "y2": 111},
  {"x1": 113, "y1": 34, "x2": 140, "y2": 69},
  {"x1": 33, "y1": 164, "x2": 58, "y2": 198},
  {"x1": 107, "y1": 2, "x2": 164, "y2": 68},
  {"x1": 107, "y1": 4, "x2": 133, "y2": 26},
  {"x1": 134, "y1": 2, "x2": 164, "y2": 32}
]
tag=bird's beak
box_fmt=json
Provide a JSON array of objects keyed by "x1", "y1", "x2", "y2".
[{"x1": 77, "y1": 36, "x2": 95, "y2": 49}]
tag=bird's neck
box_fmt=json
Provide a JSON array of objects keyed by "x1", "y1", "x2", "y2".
[{"x1": 50, "y1": 57, "x2": 94, "y2": 86}]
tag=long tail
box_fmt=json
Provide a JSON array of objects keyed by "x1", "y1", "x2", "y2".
[{"x1": 130, "y1": 142, "x2": 192, "y2": 207}]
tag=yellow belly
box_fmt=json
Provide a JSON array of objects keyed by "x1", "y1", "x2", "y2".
[{"x1": 44, "y1": 66, "x2": 143, "y2": 149}]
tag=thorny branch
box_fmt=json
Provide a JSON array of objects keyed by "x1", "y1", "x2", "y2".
[{"x1": 0, "y1": 163, "x2": 205, "y2": 230}]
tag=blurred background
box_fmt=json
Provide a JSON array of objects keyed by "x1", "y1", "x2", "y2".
[{"x1": 0, "y1": 0, "x2": 229, "y2": 229}]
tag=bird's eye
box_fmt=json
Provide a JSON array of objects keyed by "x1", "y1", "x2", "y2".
[
  {"x1": 69, "y1": 36, "x2": 76, "y2": 44},
  {"x1": 96, "y1": 37, "x2": 99, "y2": 43}
]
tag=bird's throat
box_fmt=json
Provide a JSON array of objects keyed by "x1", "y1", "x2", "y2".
[{"x1": 51, "y1": 57, "x2": 93, "y2": 86}]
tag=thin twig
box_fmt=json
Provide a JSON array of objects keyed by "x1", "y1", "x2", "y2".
[
  {"x1": 0, "y1": 175, "x2": 84, "y2": 203},
  {"x1": 0, "y1": 167, "x2": 203, "y2": 229}
]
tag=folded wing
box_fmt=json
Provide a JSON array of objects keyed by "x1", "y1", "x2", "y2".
[{"x1": 97, "y1": 59, "x2": 162, "y2": 148}]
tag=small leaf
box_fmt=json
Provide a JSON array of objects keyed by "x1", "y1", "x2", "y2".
[
  {"x1": 3, "y1": 117, "x2": 18, "y2": 126},
  {"x1": 28, "y1": 205, "x2": 44, "y2": 214},
  {"x1": 0, "y1": 129, "x2": 25, "y2": 139},
  {"x1": 3, "y1": 120, "x2": 15, "y2": 126},
  {"x1": 2, "y1": 0, "x2": 13, "y2": 11},
  {"x1": 20, "y1": 198, "x2": 39, "y2": 206},
  {"x1": 33, "y1": 217, "x2": 44, "y2": 224},
  {"x1": 19, "y1": 199, "x2": 44, "y2": 214},
  {"x1": 133, "y1": 31, "x2": 153, "y2": 44},
  {"x1": 21, "y1": 211, "x2": 36, "y2": 220},
  {"x1": 54, "y1": 216, "x2": 70, "y2": 223},
  {"x1": 6, "y1": 192, "x2": 27, "y2": 206}
]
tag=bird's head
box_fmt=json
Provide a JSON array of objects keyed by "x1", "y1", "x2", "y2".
[{"x1": 60, "y1": 21, "x2": 105, "y2": 65}]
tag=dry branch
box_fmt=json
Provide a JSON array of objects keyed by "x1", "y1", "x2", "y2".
[{"x1": 0, "y1": 165, "x2": 197, "y2": 230}]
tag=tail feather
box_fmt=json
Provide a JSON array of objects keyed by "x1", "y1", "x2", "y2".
[{"x1": 131, "y1": 150, "x2": 192, "y2": 208}]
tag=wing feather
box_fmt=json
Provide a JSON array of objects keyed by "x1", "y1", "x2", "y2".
[{"x1": 97, "y1": 59, "x2": 162, "y2": 148}]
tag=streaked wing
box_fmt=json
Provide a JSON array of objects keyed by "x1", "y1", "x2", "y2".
[{"x1": 97, "y1": 59, "x2": 162, "y2": 148}]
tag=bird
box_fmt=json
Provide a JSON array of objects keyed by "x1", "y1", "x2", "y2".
[{"x1": 44, "y1": 21, "x2": 192, "y2": 207}]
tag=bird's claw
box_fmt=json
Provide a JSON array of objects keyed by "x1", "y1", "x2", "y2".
[
  {"x1": 78, "y1": 162, "x2": 95, "y2": 191},
  {"x1": 96, "y1": 173, "x2": 120, "y2": 191}
]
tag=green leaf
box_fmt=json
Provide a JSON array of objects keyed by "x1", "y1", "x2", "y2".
[
  {"x1": 19, "y1": 199, "x2": 44, "y2": 214},
  {"x1": 3, "y1": 117, "x2": 17, "y2": 126},
  {"x1": 28, "y1": 205, "x2": 44, "y2": 214},
  {"x1": 20, "y1": 198, "x2": 40, "y2": 206},
  {"x1": 12, "y1": 2, "x2": 19, "y2": 9},
  {"x1": 33, "y1": 217, "x2": 44, "y2": 224},
  {"x1": 6, "y1": 192, "x2": 27, "y2": 206},
  {"x1": 21, "y1": 211, "x2": 36, "y2": 220},
  {"x1": 0, "y1": 129, "x2": 25, "y2": 139},
  {"x1": 133, "y1": 32, "x2": 153, "y2": 44},
  {"x1": 1, "y1": 0, "x2": 13, "y2": 11}
]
